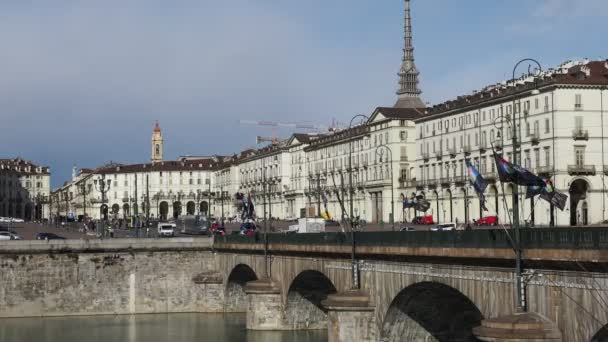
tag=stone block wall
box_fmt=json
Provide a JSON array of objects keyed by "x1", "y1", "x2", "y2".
[{"x1": 0, "y1": 249, "x2": 220, "y2": 317}]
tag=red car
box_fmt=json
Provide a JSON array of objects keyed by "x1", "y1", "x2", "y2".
[
  {"x1": 412, "y1": 215, "x2": 434, "y2": 225},
  {"x1": 475, "y1": 216, "x2": 498, "y2": 226}
]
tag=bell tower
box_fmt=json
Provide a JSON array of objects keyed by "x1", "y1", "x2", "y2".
[{"x1": 151, "y1": 121, "x2": 163, "y2": 162}]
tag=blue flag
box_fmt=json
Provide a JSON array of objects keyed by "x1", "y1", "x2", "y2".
[
  {"x1": 466, "y1": 160, "x2": 488, "y2": 211},
  {"x1": 493, "y1": 151, "x2": 545, "y2": 187}
]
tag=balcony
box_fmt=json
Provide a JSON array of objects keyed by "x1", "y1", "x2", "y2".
[
  {"x1": 479, "y1": 142, "x2": 488, "y2": 153},
  {"x1": 440, "y1": 177, "x2": 451, "y2": 187},
  {"x1": 530, "y1": 132, "x2": 540, "y2": 145},
  {"x1": 481, "y1": 171, "x2": 497, "y2": 182},
  {"x1": 568, "y1": 164, "x2": 596, "y2": 176},
  {"x1": 122, "y1": 197, "x2": 130, "y2": 203},
  {"x1": 604, "y1": 165, "x2": 608, "y2": 176},
  {"x1": 400, "y1": 155, "x2": 409, "y2": 162},
  {"x1": 462, "y1": 144, "x2": 471, "y2": 155},
  {"x1": 421, "y1": 152, "x2": 430, "y2": 162},
  {"x1": 454, "y1": 175, "x2": 467, "y2": 186},
  {"x1": 447, "y1": 147, "x2": 457, "y2": 158},
  {"x1": 572, "y1": 129, "x2": 589, "y2": 140},
  {"x1": 434, "y1": 150, "x2": 443, "y2": 160},
  {"x1": 493, "y1": 140, "x2": 503, "y2": 150},
  {"x1": 536, "y1": 165, "x2": 554, "y2": 176}
]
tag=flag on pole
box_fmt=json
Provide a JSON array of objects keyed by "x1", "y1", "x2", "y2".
[
  {"x1": 493, "y1": 151, "x2": 545, "y2": 187},
  {"x1": 246, "y1": 194, "x2": 255, "y2": 218},
  {"x1": 403, "y1": 196, "x2": 416, "y2": 209},
  {"x1": 415, "y1": 196, "x2": 431, "y2": 211},
  {"x1": 466, "y1": 160, "x2": 489, "y2": 211},
  {"x1": 525, "y1": 179, "x2": 568, "y2": 211},
  {"x1": 525, "y1": 184, "x2": 544, "y2": 199}
]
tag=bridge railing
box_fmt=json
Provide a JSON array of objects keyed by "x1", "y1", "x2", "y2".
[{"x1": 215, "y1": 228, "x2": 608, "y2": 250}]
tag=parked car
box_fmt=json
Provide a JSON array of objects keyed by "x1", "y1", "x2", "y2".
[
  {"x1": 157, "y1": 223, "x2": 176, "y2": 237},
  {"x1": 412, "y1": 215, "x2": 434, "y2": 225},
  {"x1": 430, "y1": 223, "x2": 457, "y2": 231},
  {"x1": 400, "y1": 226, "x2": 416, "y2": 232},
  {"x1": 36, "y1": 232, "x2": 66, "y2": 240},
  {"x1": 475, "y1": 216, "x2": 498, "y2": 226},
  {"x1": 324, "y1": 220, "x2": 340, "y2": 227},
  {"x1": 0, "y1": 231, "x2": 22, "y2": 240}
]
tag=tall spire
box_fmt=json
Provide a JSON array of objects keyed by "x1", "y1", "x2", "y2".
[{"x1": 395, "y1": 0, "x2": 424, "y2": 109}]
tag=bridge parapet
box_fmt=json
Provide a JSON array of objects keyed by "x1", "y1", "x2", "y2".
[
  {"x1": 214, "y1": 228, "x2": 608, "y2": 263},
  {"x1": 0, "y1": 237, "x2": 213, "y2": 254}
]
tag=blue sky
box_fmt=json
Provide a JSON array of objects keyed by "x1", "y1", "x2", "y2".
[{"x1": 0, "y1": 0, "x2": 606, "y2": 187}]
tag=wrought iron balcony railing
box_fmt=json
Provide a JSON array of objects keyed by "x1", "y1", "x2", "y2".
[
  {"x1": 567, "y1": 164, "x2": 595, "y2": 175},
  {"x1": 572, "y1": 129, "x2": 589, "y2": 140}
]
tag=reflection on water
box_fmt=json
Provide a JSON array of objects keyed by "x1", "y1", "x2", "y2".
[{"x1": 0, "y1": 313, "x2": 327, "y2": 342}]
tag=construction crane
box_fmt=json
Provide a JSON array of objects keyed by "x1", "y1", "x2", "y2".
[
  {"x1": 256, "y1": 135, "x2": 281, "y2": 145},
  {"x1": 240, "y1": 119, "x2": 342, "y2": 146},
  {"x1": 239, "y1": 119, "x2": 340, "y2": 133}
]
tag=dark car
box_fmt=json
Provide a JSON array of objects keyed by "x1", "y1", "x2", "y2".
[
  {"x1": 36, "y1": 232, "x2": 66, "y2": 240},
  {"x1": 324, "y1": 220, "x2": 340, "y2": 227},
  {"x1": 400, "y1": 226, "x2": 416, "y2": 232}
]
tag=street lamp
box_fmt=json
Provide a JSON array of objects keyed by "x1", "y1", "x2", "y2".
[
  {"x1": 205, "y1": 178, "x2": 211, "y2": 223},
  {"x1": 78, "y1": 182, "x2": 91, "y2": 220},
  {"x1": 93, "y1": 174, "x2": 112, "y2": 224},
  {"x1": 510, "y1": 58, "x2": 542, "y2": 313},
  {"x1": 62, "y1": 190, "x2": 70, "y2": 222},
  {"x1": 348, "y1": 113, "x2": 369, "y2": 290},
  {"x1": 375, "y1": 145, "x2": 395, "y2": 231}
]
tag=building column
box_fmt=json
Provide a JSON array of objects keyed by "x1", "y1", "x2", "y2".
[
  {"x1": 243, "y1": 278, "x2": 284, "y2": 330},
  {"x1": 322, "y1": 290, "x2": 377, "y2": 342}
]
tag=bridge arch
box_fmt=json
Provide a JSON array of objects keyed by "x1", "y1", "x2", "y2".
[
  {"x1": 283, "y1": 270, "x2": 337, "y2": 330},
  {"x1": 381, "y1": 281, "x2": 483, "y2": 342},
  {"x1": 225, "y1": 264, "x2": 258, "y2": 312},
  {"x1": 592, "y1": 324, "x2": 608, "y2": 342}
]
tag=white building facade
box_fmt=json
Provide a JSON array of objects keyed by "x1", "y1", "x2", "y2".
[
  {"x1": 411, "y1": 60, "x2": 608, "y2": 226},
  {"x1": 0, "y1": 158, "x2": 51, "y2": 220}
]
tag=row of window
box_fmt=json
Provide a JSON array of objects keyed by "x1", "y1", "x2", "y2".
[
  {"x1": 419, "y1": 147, "x2": 553, "y2": 180},
  {"x1": 419, "y1": 94, "x2": 582, "y2": 138},
  {"x1": 420, "y1": 118, "x2": 552, "y2": 157}
]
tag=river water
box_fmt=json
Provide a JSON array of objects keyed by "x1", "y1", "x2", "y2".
[{"x1": 0, "y1": 313, "x2": 328, "y2": 342}]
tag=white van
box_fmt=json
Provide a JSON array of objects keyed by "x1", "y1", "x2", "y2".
[
  {"x1": 430, "y1": 223, "x2": 456, "y2": 231},
  {"x1": 157, "y1": 223, "x2": 176, "y2": 237}
]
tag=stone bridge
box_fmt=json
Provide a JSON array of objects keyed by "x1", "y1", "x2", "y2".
[
  {"x1": 1, "y1": 229, "x2": 608, "y2": 341},
  {"x1": 214, "y1": 229, "x2": 608, "y2": 342}
]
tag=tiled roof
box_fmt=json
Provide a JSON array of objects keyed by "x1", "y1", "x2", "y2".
[
  {"x1": 417, "y1": 60, "x2": 608, "y2": 123},
  {"x1": 375, "y1": 106, "x2": 426, "y2": 120},
  {"x1": 0, "y1": 158, "x2": 50, "y2": 175}
]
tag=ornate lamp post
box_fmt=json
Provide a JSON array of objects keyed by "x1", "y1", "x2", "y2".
[
  {"x1": 205, "y1": 178, "x2": 211, "y2": 223},
  {"x1": 93, "y1": 174, "x2": 112, "y2": 223},
  {"x1": 375, "y1": 145, "x2": 395, "y2": 231},
  {"x1": 62, "y1": 190, "x2": 70, "y2": 221},
  {"x1": 348, "y1": 114, "x2": 369, "y2": 290},
  {"x1": 78, "y1": 182, "x2": 91, "y2": 220},
  {"x1": 510, "y1": 58, "x2": 542, "y2": 312}
]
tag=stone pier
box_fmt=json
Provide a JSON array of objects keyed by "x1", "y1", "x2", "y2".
[
  {"x1": 243, "y1": 278, "x2": 283, "y2": 330},
  {"x1": 323, "y1": 290, "x2": 377, "y2": 342}
]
